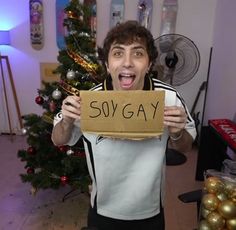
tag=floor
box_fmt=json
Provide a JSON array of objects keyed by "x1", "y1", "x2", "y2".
[{"x1": 0, "y1": 135, "x2": 203, "y2": 230}]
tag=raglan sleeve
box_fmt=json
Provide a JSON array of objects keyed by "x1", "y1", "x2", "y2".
[{"x1": 175, "y1": 93, "x2": 197, "y2": 141}]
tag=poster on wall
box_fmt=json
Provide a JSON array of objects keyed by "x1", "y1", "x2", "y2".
[
  {"x1": 56, "y1": 0, "x2": 70, "y2": 50},
  {"x1": 160, "y1": 0, "x2": 178, "y2": 35},
  {"x1": 29, "y1": 0, "x2": 44, "y2": 50},
  {"x1": 110, "y1": 0, "x2": 125, "y2": 28},
  {"x1": 137, "y1": 0, "x2": 153, "y2": 30}
]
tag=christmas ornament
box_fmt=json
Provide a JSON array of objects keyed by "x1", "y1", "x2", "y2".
[
  {"x1": 202, "y1": 193, "x2": 220, "y2": 211},
  {"x1": 217, "y1": 192, "x2": 228, "y2": 202},
  {"x1": 52, "y1": 88, "x2": 62, "y2": 100},
  {"x1": 226, "y1": 218, "x2": 236, "y2": 230},
  {"x1": 27, "y1": 168, "x2": 35, "y2": 174},
  {"x1": 78, "y1": 32, "x2": 90, "y2": 37},
  {"x1": 230, "y1": 189, "x2": 236, "y2": 203},
  {"x1": 58, "y1": 145, "x2": 68, "y2": 153},
  {"x1": 218, "y1": 200, "x2": 236, "y2": 219},
  {"x1": 198, "y1": 220, "x2": 212, "y2": 230},
  {"x1": 35, "y1": 95, "x2": 44, "y2": 105},
  {"x1": 206, "y1": 211, "x2": 225, "y2": 230},
  {"x1": 60, "y1": 81, "x2": 80, "y2": 96},
  {"x1": 27, "y1": 146, "x2": 36, "y2": 155},
  {"x1": 67, "y1": 49, "x2": 99, "y2": 80},
  {"x1": 66, "y1": 10, "x2": 81, "y2": 20},
  {"x1": 225, "y1": 181, "x2": 236, "y2": 196},
  {"x1": 60, "y1": 175, "x2": 69, "y2": 185},
  {"x1": 49, "y1": 101, "x2": 56, "y2": 112},
  {"x1": 66, "y1": 69, "x2": 76, "y2": 80},
  {"x1": 201, "y1": 206, "x2": 212, "y2": 219},
  {"x1": 67, "y1": 149, "x2": 74, "y2": 155},
  {"x1": 204, "y1": 176, "x2": 224, "y2": 194},
  {"x1": 21, "y1": 128, "x2": 28, "y2": 135}
]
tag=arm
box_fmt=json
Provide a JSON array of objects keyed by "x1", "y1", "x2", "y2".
[
  {"x1": 51, "y1": 95, "x2": 81, "y2": 146},
  {"x1": 164, "y1": 106, "x2": 195, "y2": 153}
]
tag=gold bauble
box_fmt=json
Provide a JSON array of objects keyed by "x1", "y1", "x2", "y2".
[
  {"x1": 218, "y1": 200, "x2": 236, "y2": 219},
  {"x1": 204, "y1": 176, "x2": 224, "y2": 194},
  {"x1": 202, "y1": 193, "x2": 220, "y2": 211},
  {"x1": 206, "y1": 211, "x2": 225, "y2": 230},
  {"x1": 201, "y1": 206, "x2": 212, "y2": 219},
  {"x1": 198, "y1": 219, "x2": 212, "y2": 230},
  {"x1": 226, "y1": 218, "x2": 236, "y2": 230},
  {"x1": 230, "y1": 189, "x2": 236, "y2": 203},
  {"x1": 225, "y1": 181, "x2": 236, "y2": 195},
  {"x1": 217, "y1": 192, "x2": 228, "y2": 202}
]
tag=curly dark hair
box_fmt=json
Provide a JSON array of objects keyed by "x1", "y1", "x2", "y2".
[{"x1": 98, "y1": 20, "x2": 158, "y2": 70}]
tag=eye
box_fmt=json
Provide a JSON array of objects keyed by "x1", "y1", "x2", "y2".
[
  {"x1": 111, "y1": 49, "x2": 123, "y2": 57},
  {"x1": 133, "y1": 49, "x2": 145, "y2": 58}
]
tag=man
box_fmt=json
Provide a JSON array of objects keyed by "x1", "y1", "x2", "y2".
[{"x1": 52, "y1": 20, "x2": 196, "y2": 230}]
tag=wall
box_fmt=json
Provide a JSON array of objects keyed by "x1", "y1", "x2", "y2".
[
  {"x1": 204, "y1": 0, "x2": 236, "y2": 124},
  {"x1": 0, "y1": 0, "x2": 217, "y2": 133}
]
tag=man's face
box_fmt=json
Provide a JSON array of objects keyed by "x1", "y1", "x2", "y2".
[{"x1": 106, "y1": 42, "x2": 151, "y2": 90}]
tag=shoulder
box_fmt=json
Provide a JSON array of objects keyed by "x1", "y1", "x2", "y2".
[{"x1": 151, "y1": 77, "x2": 177, "y2": 93}]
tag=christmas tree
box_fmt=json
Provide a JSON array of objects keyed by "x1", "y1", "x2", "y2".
[{"x1": 17, "y1": 0, "x2": 104, "y2": 194}]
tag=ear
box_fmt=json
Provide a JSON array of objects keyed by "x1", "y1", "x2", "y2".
[{"x1": 147, "y1": 62, "x2": 152, "y2": 73}]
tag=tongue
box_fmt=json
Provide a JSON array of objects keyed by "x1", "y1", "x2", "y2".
[{"x1": 120, "y1": 76, "x2": 133, "y2": 87}]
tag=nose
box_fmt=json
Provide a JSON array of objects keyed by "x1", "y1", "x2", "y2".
[{"x1": 123, "y1": 53, "x2": 133, "y2": 68}]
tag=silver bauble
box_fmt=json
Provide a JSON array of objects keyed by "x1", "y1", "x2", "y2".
[
  {"x1": 52, "y1": 89, "x2": 62, "y2": 100},
  {"x1": 66, "y1": 70, "x2": 76, "y2": 80},
  {"x1": 21, "y1": 128, "x2": 28, "y2": 135}
]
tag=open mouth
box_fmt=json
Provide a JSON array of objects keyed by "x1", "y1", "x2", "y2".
[{"x1": 118, "y1": 73, "x2": 136, "y2": 89}]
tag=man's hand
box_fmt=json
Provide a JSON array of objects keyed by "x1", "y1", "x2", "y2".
[
  {"x1": 164, "y1": 106, "x2": 194, "y2": 152},
  {"x1": 61, "y1": 95, "x2": 81, "y2": 123},
  {"x1": 164, "y1": 106, "x2": 187, "y2": 138},
  {"x1": 51, "y1": 95, "x2": 81, "y2": 146}
]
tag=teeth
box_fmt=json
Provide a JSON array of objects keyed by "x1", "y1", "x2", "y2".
[{"x1": 120, "y1": 73, "x2": 134, "y2": 77}]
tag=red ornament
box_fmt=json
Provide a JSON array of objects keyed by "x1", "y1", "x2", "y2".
[
  {"x1": 49, "y1": 101, "x2": 56, "y2": 112},
  {"x1": 35, "y1": 95, "x2": 44, "y2": 105},
  {"x1": 27, "y1": 168, "x2": 35, "y2": 174},
  {"x1": 78, "y1": 151, "x2": 86, "y2": 158},
  {"x1": 60, "y1": 176, "x2": 69, "y2": 185},
  {"x1": 58, "y1": 145, "x2": 68, "y2": 153},
  {"x1": 27, "y1": 146, "x2": 36, "y2": 155}
]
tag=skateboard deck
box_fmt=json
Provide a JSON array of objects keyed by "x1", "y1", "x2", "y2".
[
  {"x1": 160, "y1": 0, "x2": 178, "y2": 35},
  {"x1": 84, "y1": 0, "x2": 97, "y2": 39},
  {"x1": 56, "y1": 0, "x2": 69, "y2": 50},
  {"x1": 29, "y1": 0, "x2": 44, "y2": 50},
  {"x1": 137, "y1": 0, "x2": 153, "y2": 29},
  {"x1": 110, "y1": 0, "x2": 125, "y2": 28}
]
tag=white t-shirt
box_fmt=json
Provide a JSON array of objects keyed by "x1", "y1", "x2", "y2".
[{"x1": 53, "y1": 76, "x2": 196, "y2": 220}]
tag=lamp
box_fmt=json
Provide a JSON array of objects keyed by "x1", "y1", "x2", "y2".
[
  {"x1": 0, "y1": 30, "x2": 10, "y2": 45},
  {"x1": 0, "y1": 30, "x2": 23, "y2": 136}
]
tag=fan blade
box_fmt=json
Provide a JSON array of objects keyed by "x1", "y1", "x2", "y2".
[{"x1": 153, "y1": 34, "x2": 200, "y2": 86}]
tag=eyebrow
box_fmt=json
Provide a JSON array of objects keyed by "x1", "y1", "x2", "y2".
[{"x1": 110, "y1": 45, "x2": 146, "y2": 51}]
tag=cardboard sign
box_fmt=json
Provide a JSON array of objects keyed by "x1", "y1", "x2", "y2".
[{"x1": 80, "y1": 90, "x2": 165, "y2": 139}]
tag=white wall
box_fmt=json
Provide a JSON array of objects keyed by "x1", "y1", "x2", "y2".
[
  {"x1": 0, "y1": 0, "x2": 219, "y2": 133},
  {"x1": 204, "y1": 0, "x2": 236, "y2": 124}
]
